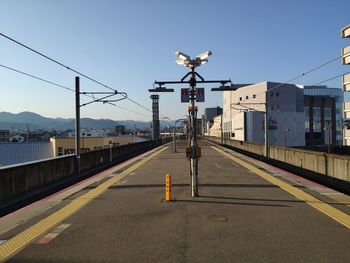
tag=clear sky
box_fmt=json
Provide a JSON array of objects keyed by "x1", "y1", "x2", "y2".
[{"x1": 0, "y1": 0, "x2": 349, "y2": 121}]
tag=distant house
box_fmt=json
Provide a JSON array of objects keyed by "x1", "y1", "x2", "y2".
[
  {"x1": 115, "y1": 125, "x2": 126, "y2": 135},
  {"x1": 9, "y1": 135, "x2": 25, "y2": 143},
  {"x1": 0, "y1": 130, "x2": 10, "y2": 142}
]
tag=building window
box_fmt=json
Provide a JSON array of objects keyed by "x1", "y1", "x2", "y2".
[
  {"x1": 239, "y1": 97, "x2": 242, "y2": 101},
  {"x1": 253, "y1": 94, "x2": 256, "y2": 99},
  {"x1": 313, "y1": 120, "x2": 321, "y2": 131},
  {"x1": 305, "y1": 120, "x2": 309, "y2": 129},
  {"x1": 324, "y1": 108, "x2": 331, "y2": 118},
  {"x1": 270, "y1": 92, "x2": 273, "y2": 97},
  {"x1": 246, "y1": 96, "x2": 249, "y2": 100},
  {"x1": 313, "y1": 107, "x2": 321, "y2": 118},
  {"x1": 276, "y1": 92, "x2": 279, "y2": 97}
]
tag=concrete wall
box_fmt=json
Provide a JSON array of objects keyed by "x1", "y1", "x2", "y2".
[
  {"x1": 206, "y1": 136, "x2": 350, "y2": 191},
  {"x1": 0, "y1": 139, "x2": 171, "y2": 204}
]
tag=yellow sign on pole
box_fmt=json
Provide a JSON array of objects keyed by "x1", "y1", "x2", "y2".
[{"x1": 165, "y1": 174, "x2": 172, "y2": 201}]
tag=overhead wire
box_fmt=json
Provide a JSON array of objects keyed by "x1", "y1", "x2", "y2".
[
  {"x1": 0, "y1": 32, "x2": 155, "y2": 114},
  {"x1": 226, "y1": 54, "x2": 344, "y2": 122},
  {"x1": 238, "y1": 54, "x2": 343, "y2": 104},
  {"x1": 311, "y1": 71, "x2": 350, "y2": 86},
  {"x1": 0, "y1": 63, "x2": 151, "y2": 118}
]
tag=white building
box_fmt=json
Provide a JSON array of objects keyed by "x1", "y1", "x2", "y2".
[
  {"x1": 67, "y1": 129, "x2": 110, "y2": 138},
  {"x1": 208, "y1": 115, "x2": 222, "y2": 137},
  {"x1": 222, "y1": 81, "x2": 343, "y2": 147}
]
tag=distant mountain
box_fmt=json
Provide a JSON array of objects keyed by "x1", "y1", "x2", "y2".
[{"x1": 0, "y1": 111, "x2": 158, "y2": 131}]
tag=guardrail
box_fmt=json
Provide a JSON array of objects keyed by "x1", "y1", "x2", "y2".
[
  {"x1": 206, "y1": 136, "x2": 350, "y2": 193},
  {"x1": 0, "y1": 138, "x2": 171, "y2": 206}
]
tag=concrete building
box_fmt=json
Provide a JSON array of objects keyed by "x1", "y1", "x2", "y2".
[
  {"x1": 204, "y1": 107, "x2": 222, "y2": 134},
  {"x1": 50, "y1": 135, "x2": 140, "y2": 156},
  {"x1": 222, "y1": 81, "x2": 343, "y2": 147},
  {"x1": 115, "y1": 125, "x2": 126, "y2": 135},
  {"x1": 66, "y1": 129, "x2": 111, "y2": 138},
  {"x1": 0, "y1": 130, "x2": 10, "y2": 142},
  {"x1": 302, "y1": 86, "x2": 343, "y2": 146},
  {"x1": 208, "y1": 115, "x2": 222, "y2": 137}
]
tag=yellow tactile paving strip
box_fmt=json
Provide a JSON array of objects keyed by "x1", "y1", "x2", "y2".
[
  {"x1": 0, "y1": 146, "x2": 168, "y2": 262},
  {"x1": 212, "y1": 146, "x2": 350, "y2": 229}
]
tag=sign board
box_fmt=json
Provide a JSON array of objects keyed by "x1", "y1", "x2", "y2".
[
  {"x1": 180, "y1": 88, "x2": 205, "y2": 103},
  {"x1": 181, "y1": 88, "x2": 189, "y2": 103},
  {"x1": 196, "y1": 88, "x2": 205, "y2": 102}
]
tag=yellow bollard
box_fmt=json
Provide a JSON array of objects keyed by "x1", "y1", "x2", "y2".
[{"x1": 166, "y1": 174, "x2": 172, "y2": 201}]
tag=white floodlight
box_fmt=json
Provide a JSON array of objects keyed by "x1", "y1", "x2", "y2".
[
  {"x1": 196, "y1": 50, "x2": 212, "y2": 60},
  {"x1": 175, "y1": 59, "x2": 186, "y2": 65},
  {"x1": 175, "y1": 51, "x2": 191, "y2": 61},
  {"x1": 200, "y1": 59, "x2": 208, "y2": 65}
]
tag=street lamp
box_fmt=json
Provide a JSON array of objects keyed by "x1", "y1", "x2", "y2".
[
  {"x1": 153, "y1": 51, "x2": 231, "y2": 197},
  {"x1": 173, "y1": 118, "x2": 187, "y2": 152},
  {"x1": 175, "y1": 50, "x2": 212, "y2": 69},
  {"x1": 174, "y1": 50, "x2": 212, "y2": 197}
]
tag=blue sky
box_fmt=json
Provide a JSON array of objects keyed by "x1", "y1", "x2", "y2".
[{"x1": 0, "y1": 0, "x2": 349, "y2": 121}]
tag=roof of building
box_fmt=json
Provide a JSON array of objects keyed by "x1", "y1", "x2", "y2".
[{"x1": 0, "y1": 142, "x2": 54, "y2": 168}]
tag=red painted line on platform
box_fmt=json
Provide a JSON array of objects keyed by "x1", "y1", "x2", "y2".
[
  {"x1": 267, "y1": 165, "x2": 326, "y2": 188},
  {"x1": 36, "y1": 224, "x2": 70, "y2": 244}
]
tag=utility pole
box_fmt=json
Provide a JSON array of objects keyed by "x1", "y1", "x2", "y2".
[
  {"x1": 74, "y1": 77, "x2": 128, "y2": 175},
  {"x1": 264, "y1": 93, "x2": 269, "y2": 158},
  {"x1": 75, "y1": 76, "x2": 81, "y2": 174},
  {"x1": 221, "y1": 113, "x2": 223, "y2": 144},
  {"x1": 150, "y1": 95, "x2": 160, "y2": 140}
]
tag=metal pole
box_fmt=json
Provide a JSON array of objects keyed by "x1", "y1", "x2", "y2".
[
  {"x1": 221, "y1": 113, "x2": 223, "y2": 144},
  {"x1": 264, "y1": 93, "x2": 269, "y2": 158},
  {"x1": 110, "y1": 143, "x2": 113, "y2": 162},
  {"x1": 328, "y1": 127, "x2": 331, "y2": 154},
  {"x1": 75, "y1": 76, "x2": 81, "y2": 174},
  {"x1": 173, "y1": 124, "x2": 176, "y2": 152},
  {"x1": 189, "y1": 68, "x2": 198, "y2": 197}
]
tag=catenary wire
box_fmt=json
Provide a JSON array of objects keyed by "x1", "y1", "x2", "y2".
[
  {"x1": 311, "y1": 72, "x2": 350, "y2": 86},
  {"x1": 0, "y1": 32, "x2": 154, "y2": 114},
  {"x1": 226, "y1": 56, "x2": 344, "y2": 122},
  {"x1": 238, "y1": 54, "x2": 342, "y2": 104},
  {"x1": 0, "y1": 63, "x2": 151, "y2": 118}
]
